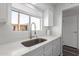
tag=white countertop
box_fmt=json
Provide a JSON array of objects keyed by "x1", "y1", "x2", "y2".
[{"x1": 0, "y1": 35, "x2": 61, "y2": 56}]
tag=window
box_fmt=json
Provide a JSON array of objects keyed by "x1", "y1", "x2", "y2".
[
  {"x1": 11, "y1": 11, "x2": 29, "y2": 31},
  {"x1": 31, "y1": 17, "x2": 41, "y2": 30},
  {"x1": 11, "y1": 11, "x2": 18, "y2": 31},
  {"x1": 11, "y1": 10, "x2": 42, "y2": 31},
  {"x1": 11, "y1": 11, "x2": 18, "y2": 24},
  {"x1": 20, "y1": 13, "x2": 29, "y2": 25},
  {"x1": 19, "y1": 13, "x2": 29, "y2": 31}
]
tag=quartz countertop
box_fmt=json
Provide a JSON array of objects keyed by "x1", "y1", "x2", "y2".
[{"x1": 0, "y1": 35, "x2": 61, "y2": 56}]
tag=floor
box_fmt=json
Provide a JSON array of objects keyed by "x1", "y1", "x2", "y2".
[{"x1": 63, "y1": 45, "x2": 78, "y2": 56}]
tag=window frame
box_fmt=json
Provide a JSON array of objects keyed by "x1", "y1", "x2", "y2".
[
  {"x1": 11, "y1": 10, "x2": 42, "y2": 31},
  {"x1": 30, "y1": 16, "x2": 42, "y2": 31}
]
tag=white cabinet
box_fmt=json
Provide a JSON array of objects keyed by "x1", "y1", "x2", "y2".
[
  {"x1": 44, "y1": 8, "x2": 53, "y2": 26},
  {"x1": 53, "y1": 38, "x2": 61, "y2": 56},
  {"x1": 43, "y1": 41, "x2": 53, "y2": 56},
  {"x1": 23, "y1": 46, "x2": 43, "y2": 56}
]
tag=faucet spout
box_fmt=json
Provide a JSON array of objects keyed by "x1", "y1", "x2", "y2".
[{"x1": 30, "y1": 22, "x2": 37, "y2": 39}]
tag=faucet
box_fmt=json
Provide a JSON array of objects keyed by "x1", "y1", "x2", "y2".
[{"x1": 29, "y1": 22, "x2": 37, "y2": 39}]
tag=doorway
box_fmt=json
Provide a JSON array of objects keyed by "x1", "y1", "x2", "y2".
[{"x1": 62, "y1": 6, "x2": 79, "y2": 56}]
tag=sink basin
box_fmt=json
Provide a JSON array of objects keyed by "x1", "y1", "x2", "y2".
[{"x1": 21, "y1": 38, "x2": 47, "y2": 47}]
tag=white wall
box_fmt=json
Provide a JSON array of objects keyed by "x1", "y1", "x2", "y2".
[
  {"x1": 61, "y1": 4, "x2": 79, "y2": 48},
  {"x1": 0, "y1": 3, "x2": 30, "y2": 45},
  {"x1": 52, "y1": 3, "x2": 79, "y2": 36},
  {"x1": 62, "y1": 15, "x2": 78, "y2": 48},
  {"x1": 77, "y1": 15, "x2": 79, "y2": 49},
  {"x1": 0, "y1": 3, "x2": 43, "y2": 45},
  {"x1": 63, "y1": 14, "x2": 79, "y2": 48}
]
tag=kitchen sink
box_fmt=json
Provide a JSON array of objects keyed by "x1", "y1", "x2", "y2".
[{"x1": 21, "y1": 38, "x2": 47, "y2": 47}]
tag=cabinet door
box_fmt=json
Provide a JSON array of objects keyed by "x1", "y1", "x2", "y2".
[
  {"x1": 22, "y1": 46, "x2": 43, "y2": 56},
  {"x1": 53, "y1": 38, "x2": 61, "y2": 56},
  {"x1": 43, "y1": 41, "x2": 53, "y2": 56},
  {"x1": 44, "y1": 8, "x2": 53, "y2": 26}
]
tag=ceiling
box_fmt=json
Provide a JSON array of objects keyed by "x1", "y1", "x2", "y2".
[
  {"x1": 32, "y1": 3, "x2": 57, "y2": 11},
  {"x1": 24, "y1": 3, "x2": 62, "y2": 12},
  {"x1": 63, "y1": 6, "x2": 79, "y2": 17}
]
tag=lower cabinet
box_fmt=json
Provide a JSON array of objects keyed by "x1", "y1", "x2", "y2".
[
  {"x1": 22, "y1": 37, "x2": 61, "y2": 56},
  {"x1": 53, "y1": 38, "x2": 61, "y2": 56},
  {"x1": 23, "y1": 46, "x2": 43, "y2": 56},
  {"x1": 43, "y1": 41, "x2": 53, "y2": 56}
]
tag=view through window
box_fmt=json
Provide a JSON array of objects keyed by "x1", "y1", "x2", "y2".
[{"x1": 11, "y1": 10, "x2": 42, "y2": 31}]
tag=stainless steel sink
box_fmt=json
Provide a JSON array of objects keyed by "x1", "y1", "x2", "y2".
[{"x1": 21, "y1": 38, "x2": 47, "y2": 47}]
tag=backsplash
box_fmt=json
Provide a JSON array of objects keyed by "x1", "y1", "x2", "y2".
[{"x1": 43, "y1": 26, "x2": 53, "y2": 36}]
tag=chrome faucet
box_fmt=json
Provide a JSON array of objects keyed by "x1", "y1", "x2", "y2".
[{"x1": 29, "y1": 22, "x2": 37, "y2": 39}]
